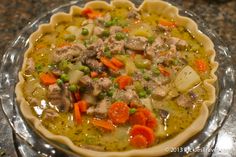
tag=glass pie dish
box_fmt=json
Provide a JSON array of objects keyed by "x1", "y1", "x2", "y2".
[{"x1": 0, "y1": 0, "x2": 235, "y2": 156}]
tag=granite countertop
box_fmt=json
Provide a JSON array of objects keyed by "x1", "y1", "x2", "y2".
[{"x1": 0, "y1": 0, "x2": 235, "y2": 156}]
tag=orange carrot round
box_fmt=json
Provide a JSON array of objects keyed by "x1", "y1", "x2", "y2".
[
  {"x1": 129, "y1": 111, "x2": 147, "y2": 126},
  {"x1": 146, "y1": 116, "x2": 157, "y2": 130},
  {"x1": 130, "y1": 125, "x2": 155, "y2": 146},
  {"x1": 137, "y1": 108, "x2": 157, "y2": 129},
  {"x1": 130, "y1": 134, "x2": 148, "y2": 148},
  {"x1": 108, "y1": 102, "x2": 130, "y2": 124}
]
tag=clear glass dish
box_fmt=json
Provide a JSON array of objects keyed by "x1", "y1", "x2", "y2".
[{"x1": 0, "y1": 0, "x2": 235, "y2": 156}]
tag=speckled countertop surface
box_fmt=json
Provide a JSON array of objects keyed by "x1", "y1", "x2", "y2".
[{"x1": 0, "y1": 0, "x2": 235, "y2": 157}]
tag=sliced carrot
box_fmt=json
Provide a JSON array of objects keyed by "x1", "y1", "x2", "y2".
[
  {"x1": 74, "y1": 103, "x2": 82, "y2": 124},
  {"x1": 129, "y1": 111, "x2": 147, "y2": 126},
  {"x1": 91, "y1": 118, "x2": 115, "y2": 131},
  {"x1": 87, "y1": 12, "x2": 102, "y2": 19},
  {"x1": 108, "y1": 102, "x2": 130, "y2": 124},
  {"x1": 76, "y1": 100, "x2": 87, "y2": 113},
  {"x1": 137, "y1": 108, "x2": 152, "y2": 117},
  {"x1": 140, "y1": 108, "x2": 157, "y2": 128},
  {"x1": 81, "y1": 8, "x2": 93, "y2": 15},
  {"x1": 74, "y1": 91, "x2": 81, "y2": 101},
  {"x1": 100, "y1": 57, "x2": 119, "y2": 71},
  {"x1": 100, "y1": 72, "x2": 108, "y2": 77},
  {"x1": 116, "y1": 75, "x2": 133, "y2": 89},
  {"x1": 159, "y1": 19, "x2": 176, "y2": 27},
  {"x1": 91, "y1": 71, "x2": 98, "y2": 78},
  {"x1": 35, "y1": 43, "x2": 46, "y2": 50},
  {"x1": 195, "y1": 59, "x2": 208, "y2": 72},
  {"x1": 130, "y1": 134, "x2": 148, "y2": 148},
  {"x1": 39, "y1": 73, "x2": 57, "y2": 85},
  {"x1": 130, "y1": 53, "x2": 136, "y2": 59},
  {"x1": 130, "y1": 125, "x2": 155, "y2": 145},
  {"x1": 81, "y1": 8, "x2": 101, "y2": 19},
  {"x1": 58, "y1": 42, "x2": 72, "y2": 48},
  {"x1": 111, "y1": 57, "x2": 124, "y2": 68},
  {"x1": 146, "y1": 116, "x2": 157, "y2": 130},
  {"x1": 122, "y1": 28, "x2": 130, "y2": 33},
  {"x1": 158, "y1": 65, "x2": 170, "y2": 77}
]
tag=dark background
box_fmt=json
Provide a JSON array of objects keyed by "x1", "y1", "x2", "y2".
[{"x1": 0, "y1": 0, "x2": 235, "y2": 156}]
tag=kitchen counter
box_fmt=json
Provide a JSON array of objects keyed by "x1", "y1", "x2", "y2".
[{"x1": 0, "y1": 0, "x2": 235, "y2": 156}]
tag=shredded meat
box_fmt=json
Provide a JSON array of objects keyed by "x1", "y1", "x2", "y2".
[
  {"x1": 47, "y1": 83, "x2": 72, "y2": 112},
  {"x1": 95, "y1": 98, "x2": 110, "y2": 118},
  {"x1": 85, "y1": 59, "x2": 105, "y2": 73},
  {"x1": 127, "y1": 10, "x2": 141, "y2": 19},
  {"x1": 42, "y1": 109, "x2": 59, "y2": 120},
  {"x1": 87, "y1": 38, "x2": 104, "y2": 58},
  {"x1": 167, "y1": 37, "x2": 188, "y2": 50},
  {"x1": 152, "y1": 85, "x2": 170, "y2": 99},
  {"x1": 176, "y1": 94, "x2": 193, "y2": 108},
  {"x1": 146, "y1": 36, "x2": 164, "y2": 58},
  {"x1": 87, "y1": 98, "x2": 110, "y2": 118},
  {"x1": 154, "y1": 75, "x2": 171, "y2": 85},
  {"x1": 52, "y1": 43, "x2": 86, "y2": 63},
  {"x1": 79, "y1": 75, "x2": 93, "y2": 87},
  {"x1": 25, "y1": 58, "x2": 35, "y2": 74},
  {"x1": 113, "y1": 89, "x2": 140, "y2": 104},
  {"x1": 125, "y1": 36, "x2": 147, "y2": 51},
  {"x1": 93, "y1": 26, "x2": 104, "y2": 36},
  {"x1": 97, "y1": 78, "x2": 112, "y2": 90},
  {"x1": 110, "y1": 26, "x2": 122, "y2": 35},
  {"x1": 105, "y1": 36, "x2": 125, "y2": 54}
]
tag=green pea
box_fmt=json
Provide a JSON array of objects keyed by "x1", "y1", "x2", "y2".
[
  {"x1": 104, "y1": 50, "x2": 112, "y2": 58},
  {"x1": 134, "y1": 81, "x2": 143, "y2": 93},
  {"x1": 115, "y1": 32, "x2": 126, "y2": 41},
  {"x1": 172, "y1": 59, "x2": 179, "y2": 65},
  {"x1": 60, "y1": 74, "x2": 69, "y2": 82},
  {"x1": 81, "y1": 28, "x2": 89, "y2": 36},
  {"x1": 152, "y1": 68, "x2": 160, "y2": 76},
  {"x1": 35, "y1": 64, "x2": 42, "y2": 72},
  {"x1": 102, "y1": 30, "x2": 110, "y2": 37},
  {"x1": 79, "y1": 86, "x2": 86, "y2": 93},
  {"x1": 138, "y1": 90, "x2": 147, "y2": 98},
  {"x1": 107, "y1": 89, "x2": 115, "y2": 97},
  {"x1": 104, "y1": 21, "x2": 113, "y2": 27},
  {"x1": 143, "y1": 73, "x2": 150, "y2": 80},
  {"x1": 78, "y1": 65, "x2": 90, "y2": 74},
  {"x1": 59, "y1": 60, "x2": 71, "y2": 71},
  {"x1": 147, "y1": 36, "x2": 155, "y2": 44},
  {"x1": 56, "y1": 79, "x2": 63, "y2": 85},
  {"x1": 114, "y1": 82, "x2": 119, "y2": 88},
  {"x1": 64, "y1": 34, "x2": 76, "y2": 41},
  {"x1": 69, "y1": 84, "x2": 78, "y2": 92},
  {"x1": 98, "y1": 92, "x2": 106, "y2": 100},
  {"x1": 129, "y1": 108, "x2": 137, "y2": 114}
]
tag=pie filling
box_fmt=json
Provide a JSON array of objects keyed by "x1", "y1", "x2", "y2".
[{"x1": 19, "y1": 0, "x2": 216, "y2": 153}]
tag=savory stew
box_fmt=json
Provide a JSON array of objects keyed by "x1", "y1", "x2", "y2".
[{"x1": 22, "y1": 6, "x2": 212, "y2": 151}]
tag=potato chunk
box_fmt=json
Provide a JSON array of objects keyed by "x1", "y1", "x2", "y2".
[{"x1": 174, "y1": 66, "x2": 201, "y2": 92}]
